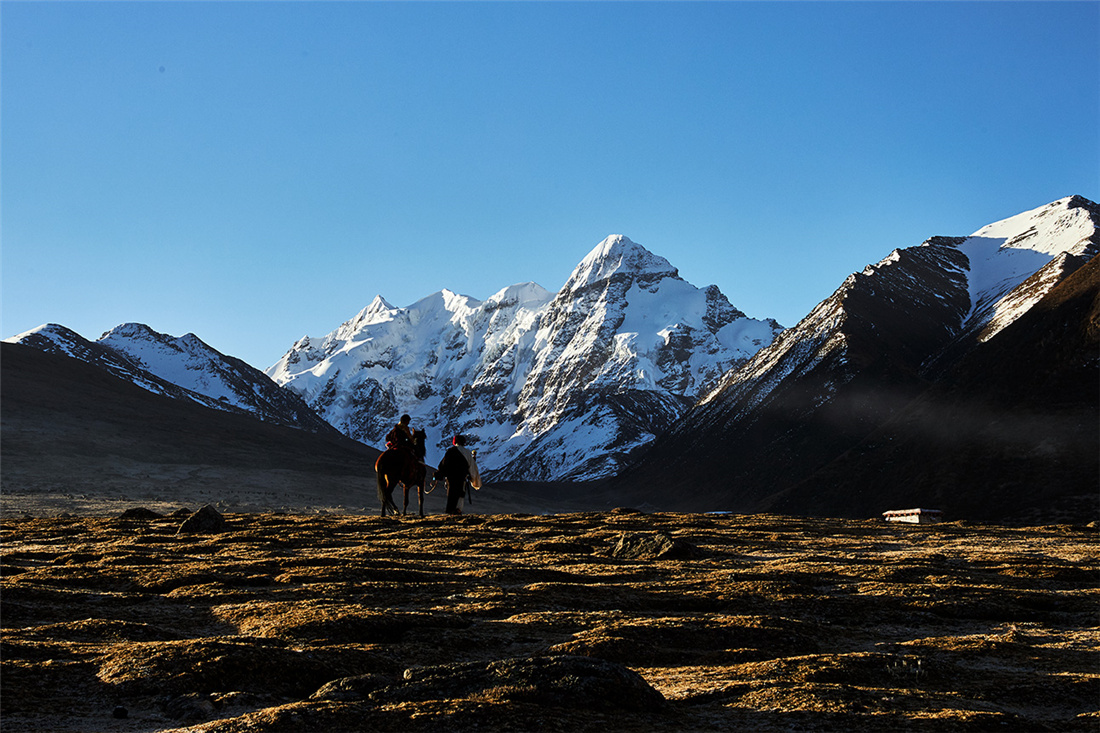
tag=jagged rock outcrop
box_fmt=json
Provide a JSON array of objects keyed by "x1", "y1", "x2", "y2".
[{"x1": 608, "y1": 532, "x2": 699, "y2": 560}]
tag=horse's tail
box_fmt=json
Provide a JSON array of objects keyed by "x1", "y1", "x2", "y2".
[{"x1": 375, "y1": 451, "x2": 400, "y2": 515}]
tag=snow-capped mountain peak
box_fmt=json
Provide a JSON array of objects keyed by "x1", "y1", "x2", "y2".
[
  {"x1": 7, "y1": 323, "x2": 96, "y2": 359},
  {"x1": 486, "y1": 282, "x2": 553, "y2": 308},
  {"x1": 100, "y1": 323, "x2": 221, "y2": 367},
  {"x1": 955, "y1": 195, "x2": 1099, "y2": 341},
  {"x1": 332, "y1": 295, "x2": 400, "y2": 340},
  {"x1": 968, "y1": 195, "x2": 1096, "y2": 256},
  {"x1": 269, "y1": 234, "x2": 783, "y2": 480},
  {"x1": 360, "y1": 295, "x2": 398, "y2": 323},
  {"x1": 564, "y1": 235, "x2": 680, "y2": 292},
  {"x1": 100, "y1": 324, "x2": 224, "y2": 385},
  {"x1": 102, "y1": 322, "x2": 158, "y2": 340}
]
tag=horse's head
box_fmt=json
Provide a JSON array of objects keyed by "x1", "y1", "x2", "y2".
[{"x1": 412, "y1": 429, "x2": 427, "y2": 458}]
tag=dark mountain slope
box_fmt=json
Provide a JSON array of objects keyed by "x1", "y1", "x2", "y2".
[
  {"x1": 611, "y1": 197, "x2": 1098, "y2": 522},
  {"x1": 1, "y1": 342, "x2": 380, "y2": 503},
  {"x1": 773, "y1": 254, "x2": 1100, "y2": 524},
  {"x1": 12, "y1": 323, "x2": 339, "y2": 435},
  {"x1": 611, "y1": 240, "x2": 973, "y2": 513}
]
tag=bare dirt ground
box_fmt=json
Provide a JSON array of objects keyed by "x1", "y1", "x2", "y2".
[
  {"x1": 1, "y1": 503, "x2": 1097, "y2": 732},
  {"x1": 0, "y1": 475, "x2": 609, "y2": 519}
]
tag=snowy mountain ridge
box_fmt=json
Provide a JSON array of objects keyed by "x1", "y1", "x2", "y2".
[
  {"x1": 267, "y1": 235, "x2": 784, "y2": 480},
  {"x1": 6, "y1": 322, "x2": 336, "y2": 435},
  {"x1": 956, "y1": 196, "x2": 1098, "y2": 342},
  {"x1": 702, "y1": 195, "x2": 1098, "y2": 412}
]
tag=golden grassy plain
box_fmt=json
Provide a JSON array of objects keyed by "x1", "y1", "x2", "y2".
[{"x1": 1, "y1": 509, "x2": 1097, "y2": 732}]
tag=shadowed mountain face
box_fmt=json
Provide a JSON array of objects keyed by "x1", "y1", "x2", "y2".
[
  {"x1": 614, "y1": 242, "x2": 973, "y2": 513},
  {"x1": 1, "y1": 343, "x2": 381, "y2": 509},
  {"x1": 615, "y1": 197, "x2": 1099, "y2": 523},
  {"x1": 775, "y1": 254, "x2": 1100, "y2": 524}
]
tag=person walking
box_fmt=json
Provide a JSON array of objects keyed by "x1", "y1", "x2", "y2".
[{"x1": 436, "y1": 435, "x2": 481, "y2": 515}]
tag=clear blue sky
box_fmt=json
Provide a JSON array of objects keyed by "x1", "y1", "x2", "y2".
[{"x1": 4, "y1": 1, "x2": 1098, "y2": 370}]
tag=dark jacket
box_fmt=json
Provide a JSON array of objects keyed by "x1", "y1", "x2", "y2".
[
  {"x1": 386, "y1": 424, "x2": 412, "y2": 450},
  {"x1": 437, "y1": 446, "x2": 469, "y2": 481}
]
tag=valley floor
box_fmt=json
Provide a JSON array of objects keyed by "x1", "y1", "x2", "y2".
[
  {"x1": 0, "y1": 473, "x2": 613, "y2": 519},
  {"x1": 1, "y1": 509, "x2": 1097, "y2": 732}
]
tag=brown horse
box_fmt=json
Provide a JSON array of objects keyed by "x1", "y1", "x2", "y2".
[{"x1": 374, "y1": 429, "x2": 427, "y2": 517}]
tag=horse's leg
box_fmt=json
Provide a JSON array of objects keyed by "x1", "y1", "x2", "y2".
[
  {"x1": 415, "y1": 467, "x2": 426, "y2": 517},
  {"x1": 386, "y1": 481, "x2": 401, "y2": 517},
  {"x1": 378, "y1": 473, "x2": 401, "y2": 517},
  {"x1": 377, "y1": 472, "x2": 389, "y2": 517},
  {"x1": 402, "y1": 481, "x2": 410, "y2": 516}
]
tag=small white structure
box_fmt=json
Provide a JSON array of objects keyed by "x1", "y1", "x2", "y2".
[{"x1": 882, "y1": 508, "x2": 943, "y2": 524}]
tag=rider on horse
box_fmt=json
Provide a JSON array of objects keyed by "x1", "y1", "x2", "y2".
[
  {"x1": 386, "y1": 414, "x2": 415, "y2": 453},
  {"x1": 377, "y1": 414, "x2": 428, "y2": 517}
]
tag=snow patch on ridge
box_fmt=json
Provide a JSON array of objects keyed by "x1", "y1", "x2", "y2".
[
  {"x1": 100, "y1": 324, "x2": 247, "y2": 408},
  {"x1": 956, "y1": 196, "x2": 1098, "y2": 341},
  {"x1": 5, "y1": 323, "x2": 86, "y2": 359}
]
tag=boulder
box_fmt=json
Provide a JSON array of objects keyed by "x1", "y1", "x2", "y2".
[
  {"x1": 371, "y1": 655, "x2": 666, "y2": 712},
  {"x1": 609, "y1": 531, "x2": 697, "y2": 560},
  {"x1": 177, "y1": 505, "x2": 226, "y2": 534},
  {"x1": 118, "y1": 507, "x2": 163, "y2": 520},
  {"x1": 164, "y1": 693, "x2": 216, "y2": 721},
  {"x1": 311, "y1": 673, "x2": 393, "y2": 701}
]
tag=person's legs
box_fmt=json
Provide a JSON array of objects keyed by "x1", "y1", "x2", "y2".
[{"x1": 445, "y1": 478, "x2": 461, "y2": 514}]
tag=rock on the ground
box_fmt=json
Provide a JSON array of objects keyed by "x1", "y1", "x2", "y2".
[
  {"x1": 373, "y1": 655, "x2": 667, "y2": 712},
  {"x1": 609, "y1": 531, "x2": 697, "y2": 559},
  {"x1": 177, "y1": 504, "x2": 226, "y2": 534}
]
